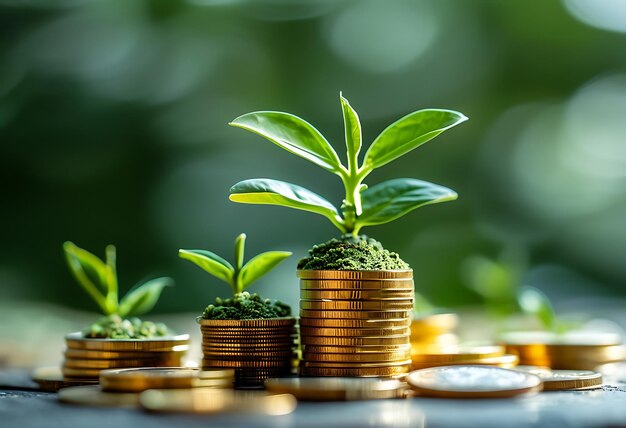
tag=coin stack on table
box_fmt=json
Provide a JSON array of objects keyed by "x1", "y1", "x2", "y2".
[
  {"x1": 62, "y1": 332, "x2": 190, "y2": 381},
  {"x1": 199, "y1": 318, "x2": 297, "y2": 388},
  {"x1": 298, "y1": 270, "x2": 414, "y2": 377},
  {"x1": 502, "y1": 331, "x2": 626, "y2": 370},
  {"x1": 410, "y1": 313, "x2": 459, "y2": 355}
]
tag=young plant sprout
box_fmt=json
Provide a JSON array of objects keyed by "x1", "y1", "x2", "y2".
[
  {"x1": 179, "y1": 233, "x2": 292, "y2": 319},
  {"x1": 228, "y1": 93, "x2": 467, "y2": 237},
  {"x1": 63, "y1": 241, "x2": 172, "y2": 339}
]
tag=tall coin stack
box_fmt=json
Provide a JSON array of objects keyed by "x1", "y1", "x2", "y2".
[
  {"x1": 298, "y1": 270, "x2": 414, "y2": 378},
  {"x1": 199, "y1": 318, "x2": 297, "y2": 388},
  {"x1": 62, "y1": 333, "x2": 190, "y2": 381}
]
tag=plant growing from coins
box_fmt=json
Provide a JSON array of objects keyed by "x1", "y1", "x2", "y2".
[
  {"x1": 63, "y1": 241, "x2": 173, "y2": 338},
  {"x1": 179, "y1": 233, "x2": 292, "y2": 319},
  {"x1": 228, "y1": 93, "x2": 467, "y2": 236}
]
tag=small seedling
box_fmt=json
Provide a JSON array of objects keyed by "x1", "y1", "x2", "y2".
[
  {"x1": 228, "y1": 93, "x2": 467, "y2": 236},
  {"x1": 179, "y1": 233, "x2": 291, "y2": 295},
  {"x1": 179, "y1": 234, "x2": 292, "y2": 319},
  {"x1": 63, "y1": 241, "x2": 172, "y2": 338}
]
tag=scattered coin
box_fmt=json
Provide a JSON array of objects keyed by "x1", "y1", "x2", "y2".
[
  {"x1": 264, "y1": 377, "x2": 407, "y2": 401},
  {"x1": 411, "y1": 354, "x2": 519, "y2": 370},
  {"x1": 31, "y1": 366, "x2": 98, "y2": 392},
  {"x1": 58, "y1": 385, "x2": 140, "y2": 407},
  {"x1": 407, "y1": 366, "x2": 543, "y2": 398},
  {"x1": 140, "y1": 389, "x2": 297, "y2": 415},
  {"x1": 535, "y1": 370, "x2": 602, "y2": 391},
  {"x1": 100, "y1": 367, "x2": 234, "y2": 392}
]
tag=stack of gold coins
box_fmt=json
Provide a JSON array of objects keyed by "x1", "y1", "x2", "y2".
[
  {"x1": 410, "y1": 344, "x2": 519, "y2": 370},
  {"x1": 298, "y1": 270, "x2": 414, "y2": 378},
  {"x1": 62, "y1": 333, "x2": 190, "y2": 381},
  {"x1": 502, "y1": 331, "x2": 626, "y2": 370},
  {"x1": 410, "y1": 313, "x2": 459, "y2": 355},
  {"x1": 199, "y1": 318, "x2": 297, "y2": 388}
]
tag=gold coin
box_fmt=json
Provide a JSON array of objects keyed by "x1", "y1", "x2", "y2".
[
  {"x1": 300, "y1": 326, "x2": 411, "y2": 337},
  {"x1": 301, "y1": 335, "x2": 409, "y2": 347},
  {"x1": 511, "y1": 365, "x2": 553, "y2": 377},
  {"x1": 532, "y1": 369, "x2": 603, "y2": 391},
  {"x1": 300, "y1": 310, "x2": 411, "y2": 319},
  {"x1": 64, "y1": 348, "x2": 186, "y2": 360},
  {"x1": 100, "y1": 367, "x2": 234, "y2": 392},
  {"x1": 140, "y1": 389, "x2": 297, "y2": 415},
  {"x1": 410, "y1": 345, "x2": 505, "y2": 364},
  {"x1": 197, "y1": 318, "x2": 295, "y2": 328},
  {"x1": 301, "y1": 289, "x2": 414, "y2": 300},
  {"x1": 411, "y1": 354, "x2": 520, "y2": 370},
  {"x1": 300, "y1": 365, "x2": 410, "y2": 377},
  {"x1": 300, "y1": 279, "x2": 414, "y2": 290},
  {"x1": 298, "y1": 270, "x2": 413, "y2": 280},
  {"x1": 200, "y1": 332, "x2": 294, "y2": 340},
  {"x1": 264, "y1": 377, "x2": 406, "y2": 401},
  {"x1": 65, "y1": 332, "x2": 190, "y2": 352},
  {"x1": 202, "y1": 344, "x2": 295, "y2": 353},
  {"x1": 58, "y1": 385, "x2": 140, "y2": 407},
  {"x1": 300, "y1": 300, "x2": 414, "y2": 311},
  {"x1": 31, "y1": 366, "x2": 98, "y2": 392},
  {"x1": 202, "y1": 352, "x2": 294, "y2": 360},
  {"x1": 303, "y1": 344, "x2": 411, "y2": 354},
  {"x1": 202, "y1": 359, "x2": 292, "y2": 369},
  {"x1": 407, "y1": 366, "x2": 543, "y2": 398},
  {"x1": 304, "y1": 351, "x2": 411, "y2": 363},
  {"x1": 200, "y1": 325, "x2": 295, "y2": 332},
  {"x1": 411, "y1": 333, "x2": 460, "y2": 348},
  {"x1": 302, "y1": 359, "x2": 413, "y2": 369},
  {"x1": 64, "y1": 357, "x2": 182, "y2": 370},
  {"x1": 202, "y1": 336, "x2": 295, "y2": 344},
  {"x1": 411, "y1": 313, "x2": 458, "y2": 335},
  {"x1": 62, "y1": 367, "x2": 106, "y2": 379},
  {"x1": 299, "y1": 317, "x2": 410, "y2": 329}
]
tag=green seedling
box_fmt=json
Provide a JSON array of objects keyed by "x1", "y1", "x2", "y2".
[
  {"x1": 64, "y1": 241, "x2": 172, "y2": 318},
  {"x1": 179, "y1": 233, "x2": 291, "y2": 295},
  {"x1": 228, "y1": 93, "x2": 467, "y2": 236}
]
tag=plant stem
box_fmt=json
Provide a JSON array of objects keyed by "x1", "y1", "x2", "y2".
[{"x1": 340, "y1": 163, "x2": 368, "y2": 236}]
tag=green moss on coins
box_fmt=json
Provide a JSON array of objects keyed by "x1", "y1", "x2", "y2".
[
  {"x1": 297, "y1": 234, "x2": 410, "y2": 271},
  {"x1": 83, "y1": 314, "x2": 169, "y2": 339},
  {"x1": 202, "y1": 291, "x2": 291, "y2": 320}
]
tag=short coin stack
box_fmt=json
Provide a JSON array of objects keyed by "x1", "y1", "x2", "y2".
[
  {"x1": 410, "y1": 313, "x2": 459, "y2": 355},
  {"x1": 199, "y1": 318, "x2": 297, "y2": 388},
  {"x1": 410, "y1": 344, "x2": 519, "y2": 370},
  {"x1": 62, "y1": 332, "x2": 190, "y2": 381},
  {"x1": 298, "y1": 270, "x2": 414, "y2": 377},
  {"x1": 502, "y1": 331, "x2": 626, "y2": 370}
]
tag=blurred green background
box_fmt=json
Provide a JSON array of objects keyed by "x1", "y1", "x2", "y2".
[{"x1": 2, "y1": 0, "x2": 626, "y2": 320}]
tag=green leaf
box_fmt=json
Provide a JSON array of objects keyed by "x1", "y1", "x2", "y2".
[
  {"x1": 356, "y1": 178, "x2": 457, "y2": 227},
  {"x1": 362, "y1": 109, "x2": 468, "y2": 170},
  {"x1": 340, "y1": 93, "x2": 361, "y2": 171},
  {"x1": 63, "y1": 241, "x2": 113, "y2": 314},
  {"x1": 178, "y1": 249, "x2": 235, "y2": 286},
  {"x1": 518, "y1": 287, "x2": 555, "y2": 330},
  {"x1": 234, "y1": 233, "x2": 246, "y2": 272},
  {"x1": 238, "y1": 251, "x2": 292, "y2": 289},
  {"x1": 229, "y1": 179, "x2": 345, "y2": 231},
  {"x1": 229, "y1": 111, "x2": 344, "y2": 174},
  {"x1": 118, "y1": 277, "x2": 173, "y2": 317}
]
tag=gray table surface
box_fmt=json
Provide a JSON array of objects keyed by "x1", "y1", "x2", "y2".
[{"x1": 2, "y1": 369, "x2": 626, "y2": 428}]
